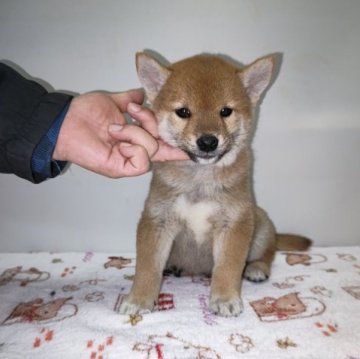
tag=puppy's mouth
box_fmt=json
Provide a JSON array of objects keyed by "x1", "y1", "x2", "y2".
[
  {"x1": 184, "y1": 150, "x2": 227, "y2": 164},
  {"x1": 178, "y1": 135, "x2": 231, "y2": 165}
]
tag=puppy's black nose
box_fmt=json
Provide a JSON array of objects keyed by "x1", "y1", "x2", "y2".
[{"x1": 196, "y1": 135, "x2": 219, "y2": 152}]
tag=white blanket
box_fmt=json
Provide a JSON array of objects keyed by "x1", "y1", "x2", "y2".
[{"x1": 0, "y1": 247, "x2": 359, "y2": 358}]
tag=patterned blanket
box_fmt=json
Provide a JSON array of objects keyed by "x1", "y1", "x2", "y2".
[{"x1": 0, "y1": 247, "x2": 359, "y2": 358}]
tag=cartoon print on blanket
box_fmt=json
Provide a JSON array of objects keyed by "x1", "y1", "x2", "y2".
[
  {"x1": 250, "y1": 292, "x2": 326, "y2": 322},
  {"x1": 229, "y1": 333, "x2": 254, "y2": 353},
  {"x1": 60, "y1": 266, "x2": 77, "y2": 278},
  {"x1": 85, "y1": 336, "x2": 114, "y2": 357},
  {"x1": 354, "y1": 264, "x2": 360, "y2": 275},
  {"x1": 310, "y1": 286, "x2": 333, "y2": 298},
  {"x1": 283, "y1": 253, "x2": 327, "y2": 266},
  {"x1": 154, "y1": 293, "x2": 175, "y2": 311},
  {"x1": 114, "y1": 293, "x2": 175, "y2": 314},
  {"x1": 32, "y1": 328, "x2": 55, "y2": 349},
  {"x1": 336, "y1": 253, "x2": 357, "y2": 262},
  {"x1": 62, "y1": 278, "x2": 107, "y2": 293},
  {"x1": 191, "y1": 275, "x2": 211, "y2": 287},
  {"x1": 198, "y1": 293, "x2": 218, "y2": 326},
  {"x1": 277, "y1": 337, "x2": 297, "y2": 349},
  {"x1": 0, "y1": 266, "x2": 50, "y2": 287},
  {"x1": 85, "y1": 291, "x2": 105, "y2": 302},
  {"x1": 133, "y1": 332, "x2": 221, "y2": 359},
  {"x1": 1, "y1": 297, "x2": 78, "y2": 325},
  {"x1": 314, "y1": 321, "x2": 338, "y2": 337},
  {"x1": 272, "y1": 275, "x2": 311, "y2": 289},
  {"x1": 104, "y1": 256, "x2": 132, "y2": 269},
  {"x1": 342, "y1": 286, "x2": 360, "y2": 300}
]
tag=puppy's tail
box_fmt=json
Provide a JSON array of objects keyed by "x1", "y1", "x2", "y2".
[{"x1": 276, "y1": 234, "x2": 311, "y2": 251}]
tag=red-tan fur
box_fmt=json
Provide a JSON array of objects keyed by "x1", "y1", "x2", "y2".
[{"x1": 119, "y1": 53, "x2": 310, "y2": 317}]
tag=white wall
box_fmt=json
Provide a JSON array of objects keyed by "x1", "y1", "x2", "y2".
[{"x1": 0, "y1": 0, "x2": 359, "y2": 251}]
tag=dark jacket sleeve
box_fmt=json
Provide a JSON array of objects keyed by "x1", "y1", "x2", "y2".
[{"x1": 0, "y1": 63, "x2": 73, "y2": 183}]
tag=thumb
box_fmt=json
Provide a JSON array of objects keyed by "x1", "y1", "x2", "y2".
[{"x1": 109, "y1": 89, "x2": 144, "y2": 112}]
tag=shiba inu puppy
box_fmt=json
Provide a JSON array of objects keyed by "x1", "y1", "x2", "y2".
[{"x1": 119, "y1": 52, "x2": 310, "y2": 317}]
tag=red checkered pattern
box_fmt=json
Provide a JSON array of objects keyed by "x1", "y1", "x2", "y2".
[{"x1": 155, "y1": 293, "x2": 175, "y2": 311}]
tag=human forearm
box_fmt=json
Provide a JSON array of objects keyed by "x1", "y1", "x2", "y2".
[{"x1": 0, "y1": 63, "x2": 72, "y2": 182}]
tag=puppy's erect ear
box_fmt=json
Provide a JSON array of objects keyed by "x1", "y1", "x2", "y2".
[
  {"x1": 239, "y1": 55, "x2": 274, "y2": 106},
  {"x1": 136, "y1": 53, "x2": 171, "y2": 103}
]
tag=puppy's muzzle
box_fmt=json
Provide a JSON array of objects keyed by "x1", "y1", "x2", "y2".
[{"x1": 196, "y1": 135, "x2": 219, "y2": 153}]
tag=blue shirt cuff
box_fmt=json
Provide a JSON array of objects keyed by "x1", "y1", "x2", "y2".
[{"x1": 31, "y1": 102, "x2": 71, "y2": 182}]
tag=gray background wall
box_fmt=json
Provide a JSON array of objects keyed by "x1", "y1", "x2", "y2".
[{"x1": 0, "y1": 0, "x2": 359, "y2": 252}]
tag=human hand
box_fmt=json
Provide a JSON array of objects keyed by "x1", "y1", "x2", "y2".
[
  {"x1": 111, "y1": 101, "x2": 188, "y2": 162},
  {"x1": 53, "y1": 90, "x2": 188, "y2": 178}
]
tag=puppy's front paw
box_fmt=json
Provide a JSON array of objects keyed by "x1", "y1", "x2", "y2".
[
  {"x1": 119, "y1": 295, "x2": 154, "y2": 315},
  {"x1": 210, "y1": 296, "x2": 243, "y2": 317}
]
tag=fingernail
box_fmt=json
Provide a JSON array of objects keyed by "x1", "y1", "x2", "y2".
[
  {"x1": 128, "y1": 102, "x2": 141, "y2": 113},
  {"x1": 109, "y1": 124, "x2": 123, "y2": 132}
]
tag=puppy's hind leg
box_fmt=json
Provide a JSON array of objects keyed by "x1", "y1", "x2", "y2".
[{"x1": 244, "y1": 207, "x2": 276, "y2": 283}]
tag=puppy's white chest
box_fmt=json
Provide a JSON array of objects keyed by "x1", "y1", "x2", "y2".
[{"x1": 174, "y1": 195, "x2": 217, "y2": 245}]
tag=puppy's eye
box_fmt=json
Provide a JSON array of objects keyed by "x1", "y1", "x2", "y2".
[
  {"x1": 220, "y1": 107, "x2": 233, "y2": 117},
  {"x1": 175, "y1": 107, "x2": 191, "y2": 119}
]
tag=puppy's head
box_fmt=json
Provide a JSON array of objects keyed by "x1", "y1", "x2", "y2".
[{"x1": 136, "y1": 52, "x2": 274, "y2": 166}]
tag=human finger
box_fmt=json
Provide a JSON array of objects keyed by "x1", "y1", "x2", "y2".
[
  {"x1": 127, "y1": 102, "x2": 159, "y2": 138},
  {"x1": 117, "y1": 143, "x2": 151, "y2": 176},
  {"x1": 108, "y1": 124, "x2": 158, "y2": 158},
  {"x1": 151, "y1": 140, "x2": 189, "y2": 162},
  {"x1": 109, "y1": 89, "x2": 144, "y2": 112}
]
